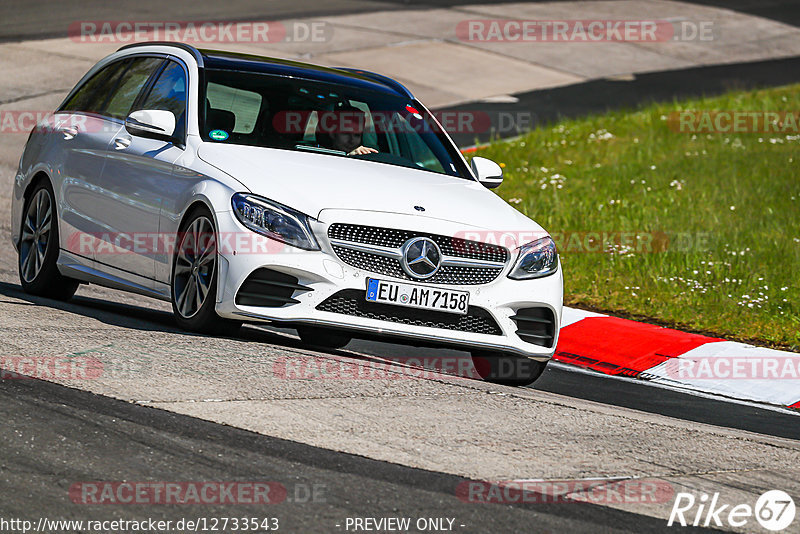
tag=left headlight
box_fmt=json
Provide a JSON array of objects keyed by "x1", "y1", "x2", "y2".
[
  {"x1": 508, "y1": 236, "x2": 558, "y2": 280},
  {"x1": 232, "y1": 193, "x2": 320, "y2": 251}
]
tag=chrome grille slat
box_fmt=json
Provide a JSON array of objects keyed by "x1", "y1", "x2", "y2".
[
  {"x1": 328, "y1": 224, "x2": 509, "y2": 263},
  {"x1": 328, "y1": 224, "x2": 508, "y2": 286}
]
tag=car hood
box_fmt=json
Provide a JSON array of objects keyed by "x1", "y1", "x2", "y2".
[{"x1": 198, "y1": 143, "x2": 544, "y2": 234}]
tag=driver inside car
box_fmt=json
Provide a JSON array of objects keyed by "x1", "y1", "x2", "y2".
[{"x1": 316, "y1": 104, "x2": 378, "y2": 156}]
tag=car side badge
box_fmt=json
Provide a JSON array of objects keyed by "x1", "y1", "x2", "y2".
[{"x1": 209, "y1": 129, "x2": 229, "y2": 141}]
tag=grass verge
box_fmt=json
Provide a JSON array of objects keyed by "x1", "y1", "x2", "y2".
[{"x1": 472, "y1": 84, "x2": 800, "y2": 350}]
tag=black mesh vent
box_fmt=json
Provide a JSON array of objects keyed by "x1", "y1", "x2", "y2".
[
  {"x1": 316, "y1": 290, "x2": 503, "y2": 336},
  {"x1": 235, "y1": 268, "x2": 312, "y2": 308},
  {"x1": 511, "y1": 307, "x2": 556, "y2": 348}
]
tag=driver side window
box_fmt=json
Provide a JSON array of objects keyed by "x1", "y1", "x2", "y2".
[{"x1": 135, "y1": 61, "x2": 188, "y2": 141}]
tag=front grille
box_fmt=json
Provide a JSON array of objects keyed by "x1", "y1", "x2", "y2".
[
  {"x1": 332, "y1": 247, "x2": 406, "y2": 279},
  {"x1": 511, "y1": 307, "x2": 556, "y2": 348},
  {"x1": 328, "y1": 223, "x2": 509, "y2": 285},
  {"x1": 316, "y1": 290, "x2": 503, "y2": 336},
  {"x1": 235, "y1": 268, "x2": 312, "y2": 308}
]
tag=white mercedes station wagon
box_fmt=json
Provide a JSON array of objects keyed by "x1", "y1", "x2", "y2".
[{"x1": 12, "y1": 43, "x2": 562, "y2": 385}]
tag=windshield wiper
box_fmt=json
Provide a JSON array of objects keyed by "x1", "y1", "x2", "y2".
[{"x1": 294, "y1": 144, "x2": 346, "y2": 155}]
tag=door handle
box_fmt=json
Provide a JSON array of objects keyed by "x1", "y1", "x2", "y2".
[
  {"x1": 114, "y1": 137, "x2": 132, "y2": 150},
  {"x1": 59, "y1": 126, "x2": 78, "y2": 140}
]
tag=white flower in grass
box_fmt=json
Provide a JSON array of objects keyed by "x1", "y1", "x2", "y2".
[
  {"x1": 669, "y1": 180, "x2": 683, "y2": 190},
  {"x1": 588, "y1": 129, "x2": 614, "y2": 142}
]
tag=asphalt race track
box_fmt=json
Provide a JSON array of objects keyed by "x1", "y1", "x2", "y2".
[{"x1": 1, "y1": 372, "x2": 721, "y2": 534}]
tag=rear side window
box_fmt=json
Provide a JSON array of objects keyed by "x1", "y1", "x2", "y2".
[
  {"x1": 104, "y1": 57, "x2": 164, "y2": 119},
  {"x1": 61, "y1": 60, "x2": 128, "y2": 114}
]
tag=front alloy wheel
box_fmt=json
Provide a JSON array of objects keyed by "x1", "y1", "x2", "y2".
[
  {"x1": 18, "y1": 182, "x2": 78, "y2": 300},
  {"x1": 171, "y1": 209, "x2": 240, "y2": 334}
]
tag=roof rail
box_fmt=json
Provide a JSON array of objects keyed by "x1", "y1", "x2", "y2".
[
  {"x1": 337, "y1": 68, "x2": 414, "y2": 99},
  {"x1": 117, "y1": 41, "x2": 204, "y2": 67}
]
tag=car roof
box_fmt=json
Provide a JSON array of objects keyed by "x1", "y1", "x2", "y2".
[{"x1": 117, "y1": 42, "x2": 414, "y2": 99}]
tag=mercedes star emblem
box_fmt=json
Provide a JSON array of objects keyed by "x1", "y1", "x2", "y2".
[{"x1": 400, "y1": 237, "x2": 442, "y2": 279}]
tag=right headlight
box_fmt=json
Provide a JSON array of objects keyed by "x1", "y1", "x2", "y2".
[
  {"x1": 508, "y1": 236, "x2": 558, "y2": 280},
  {"x1": 232, "y1": 193, "x2": 319, "y2": 251}
]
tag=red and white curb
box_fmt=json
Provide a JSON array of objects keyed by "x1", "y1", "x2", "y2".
[{"x1": 556, "y1": 308, "x2": 800, "y2": 411}]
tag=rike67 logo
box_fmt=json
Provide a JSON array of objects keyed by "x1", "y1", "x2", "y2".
[{"x1": 668, "y1": 490, "x2": 796, "y2": 531}]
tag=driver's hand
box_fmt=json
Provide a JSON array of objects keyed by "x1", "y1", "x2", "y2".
[{"x1": 348, "y1": 146, "x2": 378, "y2": 156}]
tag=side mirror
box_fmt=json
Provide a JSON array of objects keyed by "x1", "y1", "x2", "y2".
[
  {"x1": 471, "y1": 156, "x2": 503, "y2": 189},
  {"x1": 125, "y1": 110, "x2": 176, "y2": 142}
]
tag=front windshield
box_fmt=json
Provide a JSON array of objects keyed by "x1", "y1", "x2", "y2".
[{"x1": 201, "y1": 68, "x2": 470, "y2": 179}]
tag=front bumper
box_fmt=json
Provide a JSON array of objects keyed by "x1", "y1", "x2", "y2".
[{"x1": 214, "y1": 209, "x2": 563, "y2": 360}]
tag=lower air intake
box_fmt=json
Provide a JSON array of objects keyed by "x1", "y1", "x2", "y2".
[
  {"x1": 235, "y1": 268, "x2": 312, "y2": 308},
  {"x1": 316, "y1": 289, "x2": 502, "y2": 336},
  {"x1": 511, "y1": 307, "x2": 556, "y2": 348}
]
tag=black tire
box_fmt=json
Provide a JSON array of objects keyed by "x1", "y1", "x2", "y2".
[
  {"x1": 18, "y1": 180, "x2": 79, "y2": 301},
  {"x1": 171, "y1": 206, "x2": 241, "y2": 335},
  {"x1": 297, "y1": 326, "x2": 352, "y2": 349},
  {"x1": 470, "y1": 350, "x2": 548, "y2": 386}
]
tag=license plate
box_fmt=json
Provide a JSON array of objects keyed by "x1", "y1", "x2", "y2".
[{"x1": 365, "y1": 278, "x2": 469, "y2": 315}]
